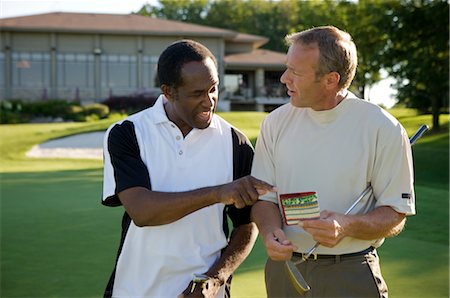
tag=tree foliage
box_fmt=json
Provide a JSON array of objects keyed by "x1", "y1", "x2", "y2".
[
  {"x1": 381, "y1": 0, "x2": 449, "y2": 131},
  {"x1": 135, "y1": 0, "x2": 449, "y2": 130}
]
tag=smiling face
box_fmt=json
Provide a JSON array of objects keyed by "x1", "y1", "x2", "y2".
[
  {"x1": 280, "y1": 42, "x2": 331, "y2": 110},
  {"x1": 163, "y1": 57, "x2": 219, "y2": 136}
]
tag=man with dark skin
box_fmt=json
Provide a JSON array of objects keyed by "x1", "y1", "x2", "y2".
[{"x1": 102, "y1": 40, "x2": 274, "y2": 298}]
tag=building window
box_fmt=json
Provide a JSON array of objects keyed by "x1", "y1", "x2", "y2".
[
  {"x1": 57, "y1": 53, "x2": 94, "y2": 88},
  {"x1": 12, "y1": 52, "x2": 50, "y2": 88},
  {"x1": 0, "y1": 52, "x2": 4, "y2": 92},
  {"x1": 0, "y1": 52, "x2": 6, "y2": 90},
  {"x1": 101, "y1": 54, "x2": 137, "y2": 94},
  {"x1": 143, "y1": 56, "x2": 158, "y2": 88}
]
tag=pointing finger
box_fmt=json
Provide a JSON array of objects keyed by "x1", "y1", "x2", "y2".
[{"x1": 250, "y1": 176, "x2": 277, "y2": 193}]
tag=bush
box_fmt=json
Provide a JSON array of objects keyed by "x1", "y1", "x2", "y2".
[
  {"x1": 1, "y1": 100, "x2": 28, "y2": 124},
  {"x1": 21, "y1": 100, "x2": 75, "y2": 119},
  {"x1": 0, "y1": 110, "x2": 24, "y2": 124},
  {"x1": 102, "y1": 94, "x2": 158, "y2": 114},
  {"x1": 0, "y1": 100, "x2": 111, "y2": 124},
  {"x1": 83, "y1": 103, "x2": 109, "y2": 119},
  {"x1": 65, "y1": 105, "x2": 84, "y2": 121}
]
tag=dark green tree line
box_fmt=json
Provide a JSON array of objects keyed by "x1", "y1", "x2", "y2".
[
  {"x1": 381, "y1": 0, "x2": 448, "y2": 131},
  {"x1": 136, "y1": 0, "x2": 449, "y2": 131}
]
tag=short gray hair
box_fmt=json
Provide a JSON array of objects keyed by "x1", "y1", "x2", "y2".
[{"x1": 285, "y1": 26, "x2": 357, "y2": 89}]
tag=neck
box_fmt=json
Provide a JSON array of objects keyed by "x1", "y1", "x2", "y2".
[
  {"x1": 310, "y1": 89, "x2": 348, "y2": 111},
  {"x1": 335, "y1": 89, "x2": 348, "y2": 105},
  {"x1": 163, "y1": 100, "x2": 192, "y2": 137}
]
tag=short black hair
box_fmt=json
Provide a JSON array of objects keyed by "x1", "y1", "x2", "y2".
[{"x1": 157, "y1": 39, "x2": 218, "y2": 88}]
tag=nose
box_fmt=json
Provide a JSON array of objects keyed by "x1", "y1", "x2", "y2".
[
  {"x1": 202, "y1": 92, "x2": 215, "y2": 109},
  {"x1": 280, "y1": 69, "x2": 289, "y2": 84}
]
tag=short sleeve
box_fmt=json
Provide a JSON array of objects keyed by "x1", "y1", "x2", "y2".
[
  {"x1": 225, "y1": 127, "x2": 254, "y2": 228},
  {"x1": 372, "y1": 123, "x2": 415, "y2": 215},
  {"x1": 102, "y1": 120, "x2": 151, "y2": 206}
]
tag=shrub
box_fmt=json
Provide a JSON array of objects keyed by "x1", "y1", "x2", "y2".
[
  {"x1": 0, "y1": 100, "x2": 111, "y2": 123},
  {"x1": 102, "y1": 94, "x2": 158, "y2": 114},
  {"x1": 83, "y1": 103, "x2": 110, "y2": 119},
  {"x1": 65, "y1": 105, "x2": 85, "y2": 121},
  {"x1": 21, "y1": 100, "x2": 75, "y2": 119},
  {"x1": 1, "y1": 100, "x2": 28, "y2": 124}
]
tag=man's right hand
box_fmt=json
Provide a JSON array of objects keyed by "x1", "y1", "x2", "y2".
[
  {"x1": 263, "y1": 229, "x2": 298, "y2": 261},
  {"x1": 216, "y1": 176, "x2": 276, "y2": 209}
]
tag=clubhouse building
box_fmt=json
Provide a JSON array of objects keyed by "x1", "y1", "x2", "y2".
[{"x1": 0, "y1": 12, "x2": 288, "y2": 111}]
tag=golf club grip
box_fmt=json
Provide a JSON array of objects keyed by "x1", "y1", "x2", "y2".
[{"x1": 409, "y1": 124, "x2": 429, "y2": 146}]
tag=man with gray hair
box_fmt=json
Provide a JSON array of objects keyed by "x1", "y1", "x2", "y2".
[{"x1": 251, "y1": 26, "x2": 415, "y2": 297}]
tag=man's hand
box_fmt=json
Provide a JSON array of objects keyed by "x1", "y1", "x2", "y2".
[
  {"x1": 216, "y1": 176, "x2": 276, "y2": 209},
  {"x1": 263, "y1": 228, "x2": 298, "y2": 261},
  {"x1": 300, "y1": 207, "x2": 407, "y2": 244},
  {"x1": 299, "y1": 210, "x2": 348, "y2": 247},
  {"x1": 178, "y1": 278, "x2": 222, "y2": 298},
  {"x1": 178, "y1": 281, "x2": 203, "y2": 298}
]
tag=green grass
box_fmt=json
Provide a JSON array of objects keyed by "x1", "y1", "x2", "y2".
[
  {"x1": 0, "y1": 110, "x2": 448, "y2": 297},
  {"x1": 0, "y1": 119, "x2": 117, "y2": 173},
  {"x1": 1, "y1": 170, "x2": 121, "y2": 297}
]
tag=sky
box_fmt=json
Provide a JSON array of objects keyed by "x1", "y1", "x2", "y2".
[
  {"x1": 0, "y1": 0, "x2": 397, "y2": 108},
  {"x1": 367, "y1": 77, "x2": 397, "y2": 109},
  {"x1": 0, "y1": 0, "x2": 156, "y2": 18}
]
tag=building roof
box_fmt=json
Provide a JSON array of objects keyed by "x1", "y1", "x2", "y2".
[
  {"x1": 224, "y1": 49, "x2": 286, "y2": 68},
  {"x1": 0, "y1": 12, "x2": 236, "y2": 37},
  {"x1": 231, "y1": 33, "x2": 268, "y2": 48}
]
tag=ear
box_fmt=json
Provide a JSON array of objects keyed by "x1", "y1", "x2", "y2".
[
  {"x1": 323, "y1": 72, "x2": 340, "y2": 90},
  {"x1": 161, "y1": 84, "x2": 173, "y2": 101}
]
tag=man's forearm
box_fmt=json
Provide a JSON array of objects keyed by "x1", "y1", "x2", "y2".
[
  {"x1": 205, "y1": 223, "x2": 258, "y2": 284},
  {"x1": 344, "y1": 206, "x2": 406, "y2": 240},
  {"x1": 250, "y1": 200, "x2": 282, "y2": 242},
  {"x1": 118, "y1": 186, "x2": 222, "y2": 227},
  {"x1": 118, "y1": 176, "x2": 275, "y2": 227}
]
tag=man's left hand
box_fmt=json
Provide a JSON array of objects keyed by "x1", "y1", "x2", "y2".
[
  {"x1": 179, "y1": 281, "x2": 203, "y2": 298},
  {"x1": 179, "y1": 278, "x2": 221, "y2": 298},
  {"x1": 299, "y1": 210, "x2": 350, "y2": 247}
]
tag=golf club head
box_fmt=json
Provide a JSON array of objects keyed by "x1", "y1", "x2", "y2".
[{"x1": 285, "y1": 260, "x2": 311, "y2": 294}]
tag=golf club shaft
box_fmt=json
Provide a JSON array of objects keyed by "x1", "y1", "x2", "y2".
[
  {"x1": 302, "y1": 124, "x2": 429, "y2": 260},
  {"x1": 303, "y1": 186, "x2": 373, "y2": 258}
]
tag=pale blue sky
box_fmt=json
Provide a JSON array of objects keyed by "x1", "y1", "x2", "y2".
[{"x1": 0, "y1": 0, "x2": 156, "y2": 18}]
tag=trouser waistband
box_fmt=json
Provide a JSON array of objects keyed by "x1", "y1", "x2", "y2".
[{"x1": 293, "y1": 246, "x2": 374, "y2": 261}]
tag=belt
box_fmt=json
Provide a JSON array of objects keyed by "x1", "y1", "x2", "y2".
[{"x1": 293, "y1": 246, "x2": 374, "y2": 261}]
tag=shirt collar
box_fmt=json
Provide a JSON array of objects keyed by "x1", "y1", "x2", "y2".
[
  {"x1": 151, "y1": 94, "x2": 218, "y2": 129},
  {"x1": 151, "y1": 94, "x2": 171, "y2": 124}
]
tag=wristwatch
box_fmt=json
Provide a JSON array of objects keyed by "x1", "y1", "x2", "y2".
[
  {"x1": 190, "y1": 274, "x2": 221, "y2": 294},
  {"x1": 190, "y1": 274, "x2": 209, "y2": 293}
]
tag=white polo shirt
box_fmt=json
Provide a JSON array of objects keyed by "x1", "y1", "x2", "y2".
[
  {"x1": 252, "y1": 93, "x2": 415, "y2": 255},
  {"x1": 102, "y1": 95, "x2": 253, "y2": 297}
]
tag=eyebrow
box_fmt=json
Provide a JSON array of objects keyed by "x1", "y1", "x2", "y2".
[
  {"x1": 286, "y1": 65, "x2": 301, "y2": 72},
  {"x1": 190, "y1": 81, "x2": 219, "y2": 93}
]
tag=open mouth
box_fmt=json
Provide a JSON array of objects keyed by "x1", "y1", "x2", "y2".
[{"x1": 197, "y1": 110, "x2": 212, "y2": 122}]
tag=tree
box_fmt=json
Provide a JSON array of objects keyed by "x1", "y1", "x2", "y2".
[
  {"x1": 136, "y1": 0, "x2": 209, "y2": 23},
  {"x1": 381, "y1": 0, "x2": 449, "y2": 131},
  {"x1": 340, "y1": 0, "x2": 390, "y2": 99},
  {"x1": 276, "y1": 0, "x2": 388, "y2": 99},
  {"x1": 135, "y1": 0, "x2": 448, "y2": 130}
]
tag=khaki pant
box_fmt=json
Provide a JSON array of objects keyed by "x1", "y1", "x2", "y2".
[{"x1": 265, "y1": 249, "x2": 388, "y2": 298}]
